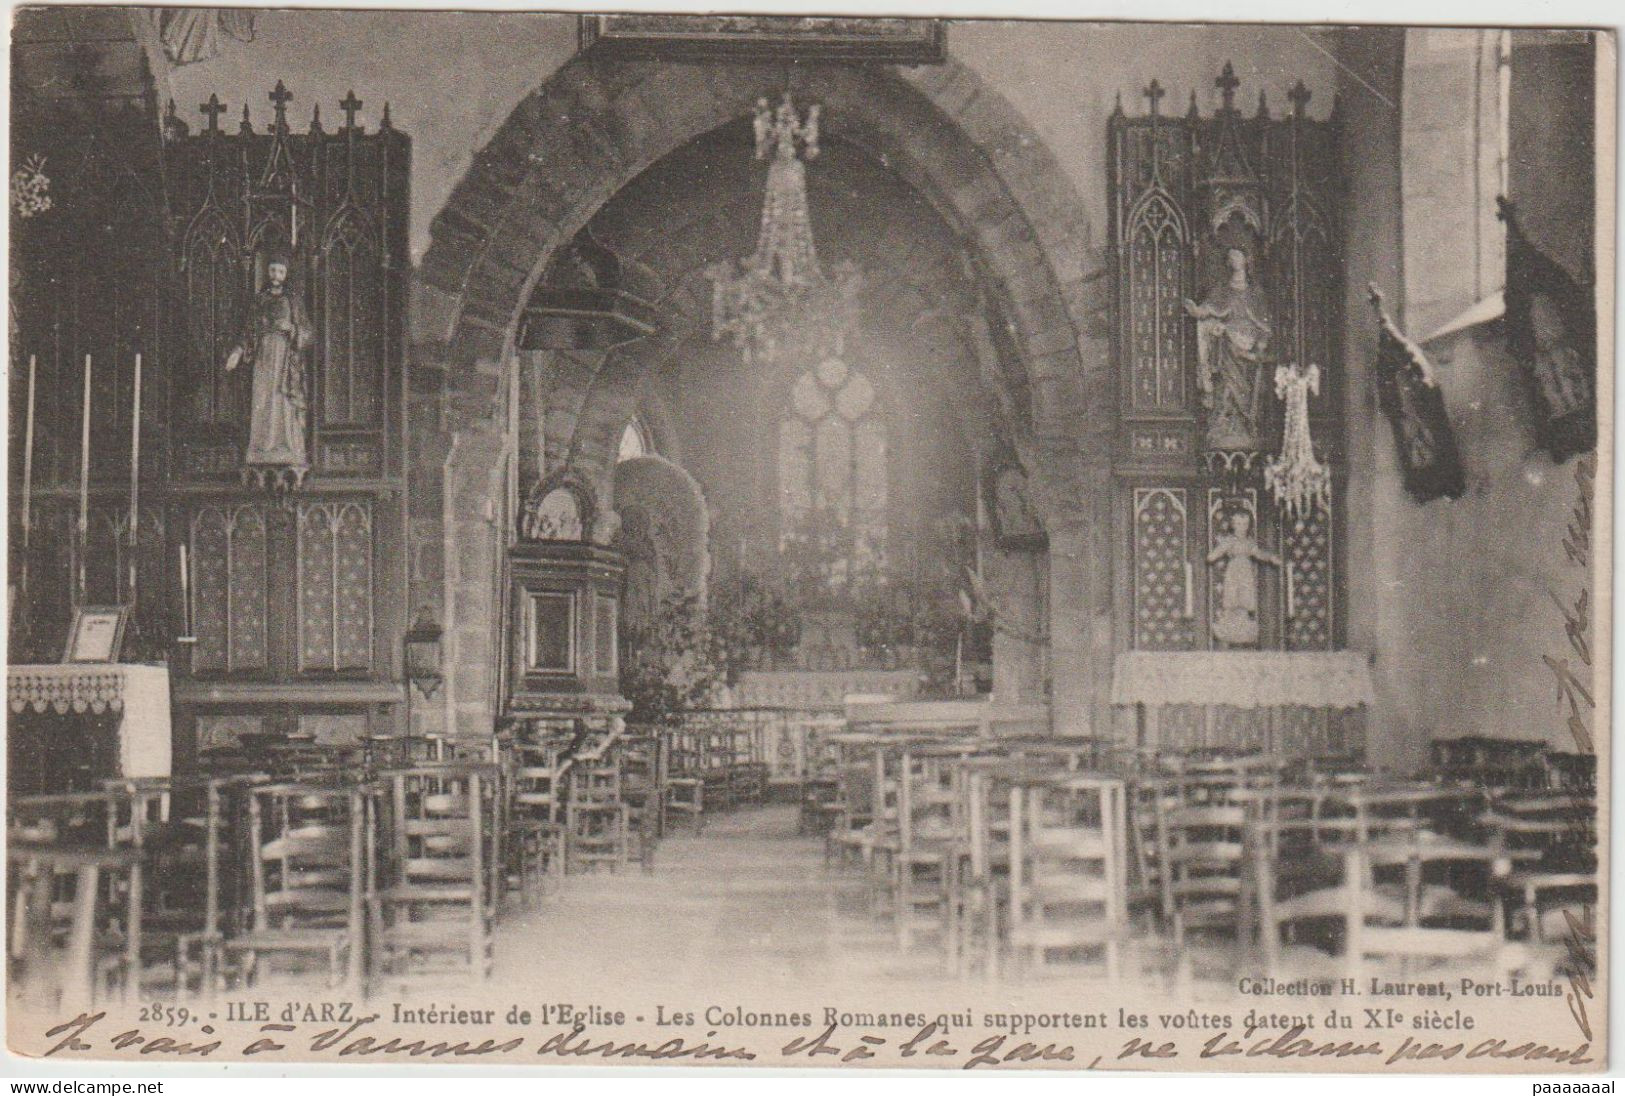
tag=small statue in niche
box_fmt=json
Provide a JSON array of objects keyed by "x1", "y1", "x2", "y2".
[
  {"x1": 226, "y1": 253, "x2": 312, "y2": 484},
  {"x1": 1207, "y1": 508, "x2": 1280, "y2": 647},
  {"x1": 991, "y1": 464, "x2": 1045, "y2": 548},
  {"x1": 1185, "y1": 246, "x2": 1270, "y2": 454}
]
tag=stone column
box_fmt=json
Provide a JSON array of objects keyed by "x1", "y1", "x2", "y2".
[
  {"x1": 1032, "y1": 446, "x2": 1115, "y2": 739},
  {"x1": 991, "y1": 546, "x2": 1047, "y2": 705},
  {"x1": 443, "y1": 426, "x2": 508, "y2": 739}
]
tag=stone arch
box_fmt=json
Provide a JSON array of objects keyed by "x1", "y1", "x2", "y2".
[
  {"x1": 419, "y1": 56, "x2": 1105, "y2": 471},
  {"x1": 417, "y1": 55, "x2": 1114, "y2": 736},
  {"x1": 612, "y1": 454, "x2": 711, "y2": 632}
]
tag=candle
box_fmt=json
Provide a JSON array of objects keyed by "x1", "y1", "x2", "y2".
[
  {"x1": 179, "y1": 541, "x2": 191, "y2": 635},
  {"x1": 128, "y1": 353, "x2": 142, "y2": 604},
  {"x1": 1183, "y1": 561, "x2": 1195, "y2": 619},
  {"x1": 1286, "y1": 567, "x2": 1296, "y2": 620},
  {"x1": 78, "y1": 354, "x2": 91, "y2": 602}
]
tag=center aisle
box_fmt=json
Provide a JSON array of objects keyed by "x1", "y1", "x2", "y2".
[{"x1": 490, "y1": 805, "x2": 949, "y2": 998}]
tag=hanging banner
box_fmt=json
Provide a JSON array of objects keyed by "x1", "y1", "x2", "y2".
[
  {"x1": 1368, "y1": 286, "x2": 1467, "y2": 503},
  {"x1": 1499, "y1": 197, "x2": 1597, "y2": 463}
]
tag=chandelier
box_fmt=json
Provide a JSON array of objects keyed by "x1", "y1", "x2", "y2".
[
  {"x1": 708, "y1": 93, "x2": 861, "y2": 365},
  {"x1": 1264, "y1": 363, "x2": 1332, "y2": 517}
]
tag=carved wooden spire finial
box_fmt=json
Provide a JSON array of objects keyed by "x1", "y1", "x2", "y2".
[
  {"x1": 1288, "y1": 80, "x2": 1312, "y2": 117},
  {"x1": 1216, "y1": 61, "x2": 1240, "y2": 112},
  {"x1": 341, "y1": 90, "x2": 364, "y2": 131},
  {"x1": 1143, "y1": 78, "x2": 1165, "y2": 116},
  {"x1": 269, "y1": 80, "x2": 293, "y2": 131},
  {"x1": 200, "y1": 93, "x2": 227, "y2": 133}
]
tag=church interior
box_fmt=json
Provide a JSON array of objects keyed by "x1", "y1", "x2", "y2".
[{"x1": 6, "y1": 11, "x2": 1602, "y2": 1008}]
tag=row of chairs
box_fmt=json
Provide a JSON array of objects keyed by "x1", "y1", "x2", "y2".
[
  {"x1": 7, "y1": 722, "x2": 675, "y2": 1006},
  {"x1": 822, "y1": 733, "x2": 1130, "y2": 980},
  {"x1": 663, "y1": 720, "x2": 770, "y2": 831},
  {"x1": 818, "y1": 736, "x2": 1596, "y2": 985}
]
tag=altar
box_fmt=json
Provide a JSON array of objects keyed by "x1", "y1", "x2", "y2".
[
  {"x1": 1111, "y1": 650, "x2": 1374, "y2": 760},
  {"x1": 6, "y1": 664, "x2": 172, "y2": 795}
]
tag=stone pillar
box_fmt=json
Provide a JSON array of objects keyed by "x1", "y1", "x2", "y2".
[
  {"x1": 443, "y1": 426, "x2": 508, "y2": 739},
  {"x1": 1033, "y1": 447, "x2": 1115, "y2": 739},
  {"x1": 991, "y1": 546, "x2": 1047, "y2": 705}
]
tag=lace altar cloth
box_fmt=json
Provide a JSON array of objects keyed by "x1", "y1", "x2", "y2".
[
  {"x1": 1110, "y1": 650, "x2": 1374, "y2": 709},
  {"x1": 7, "y1": 664, "x2": 172, "y2": 777}
]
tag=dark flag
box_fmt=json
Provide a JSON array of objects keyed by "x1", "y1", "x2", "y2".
[
  {"x1": 1499, "y1": 197, "x2": 1596, "y2": 463},
  {"x1": 1368, "y1": 285, "x2": 1466, "y2": 503}
]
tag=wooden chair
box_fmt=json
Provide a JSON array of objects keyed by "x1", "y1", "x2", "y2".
[
  {"x1": 664, "y1": 727, "x2": 706, "y2": 833},
  {"x1": 8, "y1": 842, "x2": 143, "y2": 1012},
  {"x1": 566, "y1": 758, "x2": 629, "y2": 873},
  {"x1": 1159, "y1": 796, "x2": 1250, "y2": 976},
  {"x1": 509, "y1": 738, "x2": 571, "y2": 903},
  {"x1": 220, "y1": 782, "x2": 365, "y2": 990},
  {"x1": 1483, "y1": 793, "x2": 1596, "y2": 944},
  {"x1": 9, "y1": 791, "x2": 118, "y2": 848},
  {"x1": 798, "y1": 776, "x2": 842, "y2": 837},
  {"x1": 620, "y1": 732, "x2": 664, "y2": 872},
  {"x1": 891, "y1": 740, "x2": 979, "y2": 953},
  {"x1": 952, "y1": 756, "x2": 1045, "y2": 981},
  {"x1": 1007, "y1": 774, "x2": 1129, "y2": 978},
  {"x1": 373, "y1": 766, "x2": 495, "y2": 982},
  {"x1": 701, "y1": 723, "x2": 735, "y2": 814},
  {"x1": 1340, "y1": 840, "x2": 1517, "y2": 979},
  {"x1": 825, "y1": 733, "x2": 882, "y2": 870},
  {"x1": 727, "y1": 718, "x2": 769, "y2": 807}
]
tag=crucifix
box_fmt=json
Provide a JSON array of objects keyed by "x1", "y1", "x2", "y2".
[
  {"x1": 1288, "y1": 80, "x2": 1312, "y2": 117},
  {"x1": 200, "y1": 93, "x2": 227, "y2": 134},
  {"x1": 1216, "y1": 61, "x2": 1240, "y2": 112},
  {"x1": 269, "y1": 80, "x2": 293, "y2": 130},
  {"x1": 340, "y1": 90, "x2": 364, "y2": 131},
  {"x1": 1143, "y1": 78, "x2": 1165, "y2": 117}
]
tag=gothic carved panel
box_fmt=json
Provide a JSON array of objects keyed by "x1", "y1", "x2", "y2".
[
  {"x1": 1133, "y1": 487, "x2": 1195, "y2": 650},
  {"x1": 1283, "y1": 491, "x2": 1333, "y2": 650},
  {"x1": 297, "y1": 500, "x2": 374, "y2": 672},
  {"x1": 190, "y1": 504, "x2": 268, "y2": 673}
]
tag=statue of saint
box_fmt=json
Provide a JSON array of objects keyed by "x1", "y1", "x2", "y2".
[
  {"x1": 1185, "y1": 247, "x2": 1270, "y2": 453},
  {"x1": 226, "y1": 255, "x2": 311, "y2": 475},
  {"x1": 1206, "y1": 509, "x2": 1280, "y2": 647}
]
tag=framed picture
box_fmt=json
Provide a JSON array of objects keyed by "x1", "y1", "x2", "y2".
[
  {"x1": 986, "y1": 463, "x2": 1048, "y2": 550},
  {"x1": 62, "y1": 605, "x2": 130, "y2": 664},
  {"x1": 524, "y1": 590, "x2": 576, "y2": 674}
]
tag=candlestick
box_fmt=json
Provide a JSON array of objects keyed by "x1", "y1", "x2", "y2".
[
  {"x1": 128, "y1": 353, "x2": 142, "y2": 604},
  {"x1": 21, "y1": 354, "x2": 35, "y2": 546},
  {"x1": 974, "y1": 471, "x2": 986, "y2": 580},
  {"x1": 77, "y1": 354, "x2": 92, "y2": 603}
]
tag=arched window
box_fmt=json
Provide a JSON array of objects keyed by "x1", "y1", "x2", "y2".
[
  {"x1": 778, "y1": 357, "x2": 886, "y2": 584},
  {"x1": 617, "y1": 418, "x2": 650, "y2": 462}
]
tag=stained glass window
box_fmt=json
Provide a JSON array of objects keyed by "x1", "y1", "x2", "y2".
[{"x1": 777, "y1": 357, "x2": 886, "y2": 583}]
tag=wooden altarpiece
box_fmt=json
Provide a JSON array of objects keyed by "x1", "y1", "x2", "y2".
[
  {"x1": 161, "y1": 84, "x2": 412, "y2": 761},
  {"x1": 1108, "y1": 66, "x2": 1364, "y2": 757}
]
